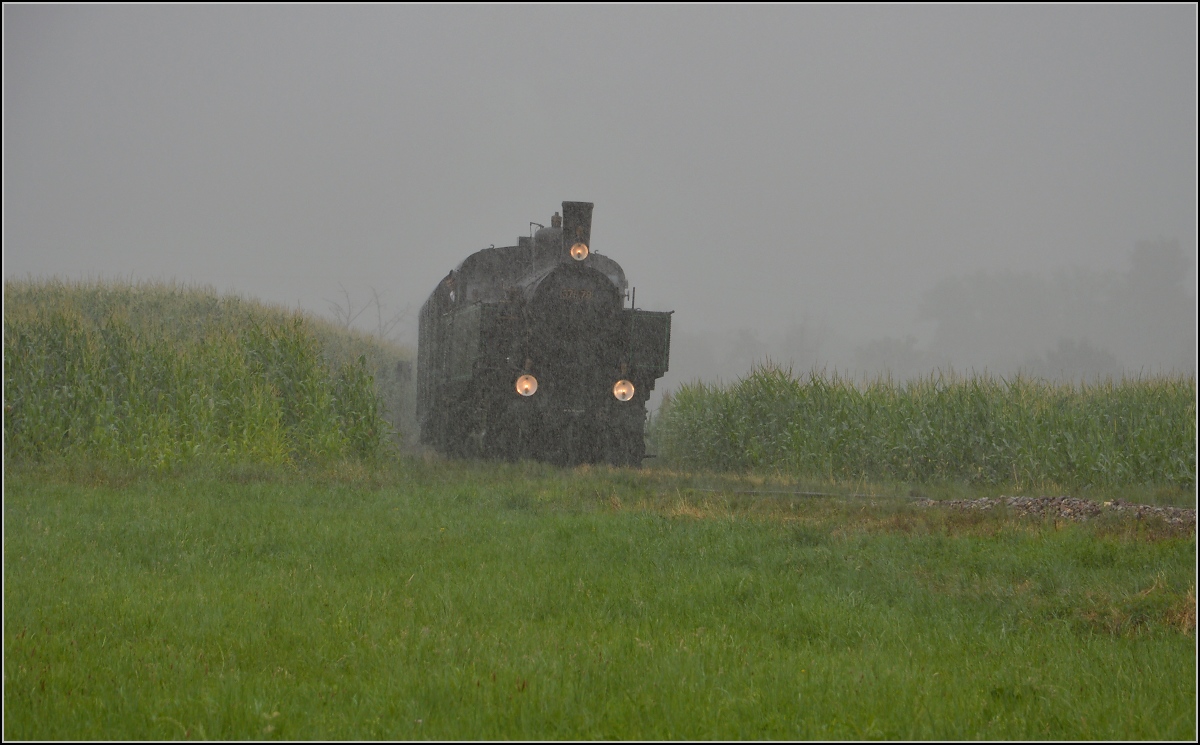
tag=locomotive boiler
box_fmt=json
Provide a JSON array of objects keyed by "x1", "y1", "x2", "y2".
[{"x1": 417, "y1": 201, "x2": 672, "y2": 466}]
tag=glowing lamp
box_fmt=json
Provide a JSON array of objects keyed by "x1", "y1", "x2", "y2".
[
  {"x1": 612, "y1": 379, "x2": 635, "y2": 401},
  {"x1": 570, "y1": 243, "x2": 589, "y2": 261},
  {"x1": 516, "y1": 374, "x2": 538, "y2": 397}
]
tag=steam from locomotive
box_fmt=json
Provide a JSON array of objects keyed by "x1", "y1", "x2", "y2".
[{"x1": 417, "y1": 201, "x2": 672, "y2": 466}]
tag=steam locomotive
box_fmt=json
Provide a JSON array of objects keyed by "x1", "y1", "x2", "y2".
[{"x1": 417, "y1": 201, "x2": 672, "y2": 466}]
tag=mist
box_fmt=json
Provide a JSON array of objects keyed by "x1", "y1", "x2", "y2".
[
  {"x1": 664, "y1": 237, "x2": 1196, "y2": 393},
  {"x1": 5, "y1": 5, "x2": 1196, "y2": 402}
]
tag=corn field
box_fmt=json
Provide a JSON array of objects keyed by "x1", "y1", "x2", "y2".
[
  {"x1": 3, "y1": 280, "x2": 400, "y2": 468},
  {"x1": 653, "y1": 364, "x2": 1196, "y2": 489}
]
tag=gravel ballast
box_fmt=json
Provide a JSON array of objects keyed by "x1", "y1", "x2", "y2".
[{"x1": 917, "y1": 495, "x2": 1196, "y2": 530}]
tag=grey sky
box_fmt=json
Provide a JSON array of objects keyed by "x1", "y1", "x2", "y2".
[{"x1": 5, "y1": 5, "x2": 1196, "y2": 382}]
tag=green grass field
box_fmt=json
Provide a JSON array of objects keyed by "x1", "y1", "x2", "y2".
[
  {"x1": 4, "y1": 280, "x2": 1195, "y2": 738},
  {"x1": 4, "y1": 460, "x2": 1195, "y2": 740}
]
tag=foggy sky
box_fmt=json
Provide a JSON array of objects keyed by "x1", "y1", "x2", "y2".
[{"x1": 5, "y1": 5, "x2": 1197, "y2": 392}]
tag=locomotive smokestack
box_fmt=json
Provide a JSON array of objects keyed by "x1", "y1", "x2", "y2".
[{"x1": 561, "y1": 201, "x2": 594, "y2": 255}]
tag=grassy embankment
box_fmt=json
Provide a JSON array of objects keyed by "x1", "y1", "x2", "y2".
[
  {"x1": 3, "y1": 280, "x2": 1196, "y2": 738},
  {"x1": 652, "y1": 364, "x2": 1196, "y2": 498}
]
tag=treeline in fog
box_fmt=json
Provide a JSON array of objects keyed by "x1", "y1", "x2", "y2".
[{"x1": 664, "y1": 239, "x2": 1196, "y2": 391}]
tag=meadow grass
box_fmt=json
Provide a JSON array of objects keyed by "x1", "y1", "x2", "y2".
[
  {"x1": 652, "y1": 365, "x2": 1196, "y2": 491},
  {"x1": 4, "y1": 280, "x2": 1195, "y2": 738},
  {"x1": 3, "y1": 279, "x2": 408, "y2": 468},
  {"x1": 4, "y1": 459, "x2": 1194, "y2": 740}
]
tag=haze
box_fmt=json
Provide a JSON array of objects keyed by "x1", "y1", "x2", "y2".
[{"x1": 5, "y1": 5, "x2": 1196, "y2": 405}]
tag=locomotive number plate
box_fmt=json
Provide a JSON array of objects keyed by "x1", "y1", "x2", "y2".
[{"x1": 560, "y1": 288, "x2": 594, "y2": 301}]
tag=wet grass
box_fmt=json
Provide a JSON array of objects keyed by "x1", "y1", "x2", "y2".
[
  {"x1": 652, "y1": 364, "x2": 1196, "y2": 491},
  {"x1": 3, "y1": 279, "x2": 408, "y2": 468},
  {"x1": 4, "y1": 458, "x2": 1194, "y2": 740}
]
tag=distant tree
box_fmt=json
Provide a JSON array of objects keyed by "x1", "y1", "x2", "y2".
[
  {"x1": 325, "y1": 285, "x2": 409, "y2": 344},
  {"x1": 778, "y1": 319, "x2": 830, "y2": 373},
  {"x1": 724, "y1": 328, "x2": 770, "y2": 373},
  {"x1": 1021, "y1": 338, "x2": 1123, "y2": 382},
  {"x1": 1115, "y1": 238, "x2": 1195, "y2": 373},
  {"x1": 851, "y1": 335, "x2": 939, "y2": 381},
  {"x1": 1128, "y1": 238, "x2": 1188, "y2": 292},
  {"x1": 917, "y1": 270, "x2": 1065, "y2": 374},
  {"x1": 913, "y1": 239, "x2": 1196, "y2": 376}
]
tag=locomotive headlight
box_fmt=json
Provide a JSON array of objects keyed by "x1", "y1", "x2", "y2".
[
  {"x1": 570, "y1": 242, "x2": 589, "y2": 261},
  {"x1": 516, "y1": 374, "x2": 538, "y2": 397},
  {"x1": 612, "y1": 379, "x2": 635, "y2": 401}
]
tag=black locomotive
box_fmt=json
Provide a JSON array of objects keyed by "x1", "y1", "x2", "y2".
[{"x1": 417, "y1": 201, "x2": 671, "y2": 466}]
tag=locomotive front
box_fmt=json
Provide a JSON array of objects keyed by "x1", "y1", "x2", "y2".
[
  {"x1": 417, "y1": 201, "x2": 671, "y2": 466},
  {"x1": 513, "y1": 237, "x2": 643, "y2": 464}
]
